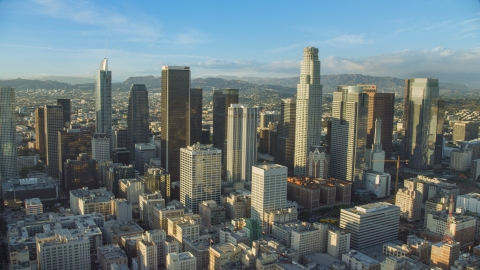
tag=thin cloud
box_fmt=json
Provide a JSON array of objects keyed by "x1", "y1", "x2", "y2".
[
  {"x1": 173, "y1": 29, "x2": 211, "y2": 45},
  {"x1": 270, "y1": 44, "x2": 300, "y2": 53},
  {"x1": 322, "y1": 34, "x2": 368, "y2": 45},
  {"x1": 30, "y1": 0, "x2": 163, "y2": 41}
]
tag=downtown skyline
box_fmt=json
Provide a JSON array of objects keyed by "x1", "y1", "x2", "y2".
[{"x1": 0, "y1": 0, "x2": 479, "y2": 82}]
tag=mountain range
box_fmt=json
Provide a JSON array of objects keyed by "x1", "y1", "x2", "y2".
[{"x1": 1, "y1": 74, "x2": 474, "y2": 98}]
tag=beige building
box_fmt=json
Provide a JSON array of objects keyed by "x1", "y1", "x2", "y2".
[
  {"x1": 142, "y1": 229, "x2": 167, "y2": 268},
  {"x1": 119, "y1": 177, "x2": 145, "y2": 204},
  {"x1": 424, "y1": 195, "x2": 449, "y2": 225},
  {"x1": 102, "y1": 220, "x2": 144, "y2": 245},
  {"x1": 395, "y1": 181, "x2": 422, "y2": 222},
  {"x1": 163, "y1": 238, "x2": 181, "y2": 266},
  {"x1": 24, "y1": 198, "x2": 43, "y2": 216},
  {"x1": 225, "y1": 190, "x2": 251, "y2": 220},
  {"x1": 209, "y1": 243, "x2": 242, "y2": 270},
  {"x1": 327, "y1": 227, "x2": 351, "y2": 259},
  {"x1": 139, "y1": 191, "x2": 165, "y2": 229},
  {"x1": 381, "y1": 256, "x2": 429, "y2": 270},
  {"x1": 382, "y1": 242, "x2": 411, "y2": 258},
  {"x1": 199, "y1": 200, "x2": 225, "y2": 227},
  {"x1": 152, "y1": 201, "x2": 185, "y2": 231},
  {"x1": 430, "y1": 241, "x2": 460, "y2": 269},
  {"x1": 174, "y1": 216, "x2": 200, "y2": 246},
  {"x1": 97, "y1": 244, "x2": 128, "y2": 270},
  {"x1": 265, "y1": 207, "x2": 298, "y2": 234},
  {"x1": 137, "y1": 240, "x2": 157, "y2": 270},
  {"x1": 341, "y1": 250, "x2": 380, "y2": 270},
  {"x1": 183, "y1": 236, "x2": 212, "y2": 270},
  {"x1": 70, "y1": 187, "x2": 115, "y2": 216},
  {"x1": 166, "y1": 252, "x2": 197, "y2": 270},
  {"x1": 425, "y1": 212, "x2": 476, "y2": 252},
  {"x1": 290, "y1": 223, "x2": 323, "y2": 262},
  {"x1": 36, "y1": 229, "x2": 90, "y2": 270}
]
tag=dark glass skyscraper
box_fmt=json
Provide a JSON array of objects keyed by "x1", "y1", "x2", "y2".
[
  {"x1": 161, "y1": 66, "x2": 191, "y2": 187},
  {"x1": 34, "y1": 107, "x2": 45, "y2": 155},
  {"x1": 275, "y1": 98, "x2": 296, "y2": 171},
  {"x1": 57, "y1": 99, "x2": 71, "y2": 129},
  {"x1": 45, "y1": 105, "x2": 63, "y2": 177},
  {"x1": 95, "y1": 58, "x2": 112, "y2": 154},
  {"x1": 58, "y1": 130, "x2": 92, "y2": 188},
  {"x1": 0, "y1": 86, "x2": 17, "y2": 183},
  {"x1": 127, "y1": 84, "x2": 149, "y2": 163},
  {"x1": 403, "y1": 78, "x2": 444, "y2": 171},
  {"x1": 190, "y1": 88, "x2": 203, "y2": 145}
]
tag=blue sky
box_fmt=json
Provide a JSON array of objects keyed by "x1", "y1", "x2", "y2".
[{"x1": 0, "y1": 0, "x2": 479, "y2": 81}]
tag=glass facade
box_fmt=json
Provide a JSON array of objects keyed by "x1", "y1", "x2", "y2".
[
  {"x1": 190, "y1": 88, "x2": 203, "y2": 145},
  {"x1": 127, "y1": 84, "x2": 149, "y2": 163},
  {"x1": 58, "y1": 130, "x2": 92, "y2": 189}
]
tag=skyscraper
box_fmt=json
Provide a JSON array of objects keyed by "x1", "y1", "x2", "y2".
[
  {"x1": 251, "y1": 164, "x2": 287, "y2": 228},
  {"x1": 58, "y1": 129, "x2": 92, "y2": 187},
  {"x1": 357, "y1": 84, "x2": 395, "y2": 164},
  {"x1": 190, "y1": 88, "x2": 203, "y2": 145},
  {"x1": 180, "y1": 143, "x2": 221, "y2": 213},
  {"x1": 226, "y1": 104, "x2": 258, "y2": 183},
  {"x1": 95, "y1": 58, "x2": 112, "y2": 154},
  {"x1": 294, "y1": 47, "x2": 323, "y2": 176},
  {"x1": 0, "y1": 86, "x2": 17, "y2": 182},
  {"x1": 57, "y1": 98, "x2": 71, "y2": 129},
  {"x1": 275, "y1": 98, "x2": 296, "y2": 171},
  {"x1": 212, "y1": 88, "x2": 239, "y2": 180},
  {"x1": 127, "y1": 84, "x2": 149, "y2": 163},
  {"x1": 330, "y1": 86, "x2": 368, "y2": 189},
  {"x1": 161, "y1": 66, "x2": 190, "y2": 188},
  {"x1": 45, "y1": 105, "x2": 64, "y2": 177},
  {"x1": 402, "y1": 78, "x2": 443, "y2": 172},
  {"x1": 92, "y1": 133, "x2": 110, "y2": 162},
  {"x1": 34, "y1": 107, "x2": 46, "y2": 155}
]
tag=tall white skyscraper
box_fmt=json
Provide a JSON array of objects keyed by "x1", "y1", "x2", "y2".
[
  {"x1": 180, "y1": 143, "x2": 221, "y2": 213},
  {"x1": 226, "y1": 104, "x2": 258, "y2": 183},
  {"x1": 0, "y1": 86, "x2": 17, "y2": 183},
  {"x1": 251, "y1": 164, "x2": 287, "y2": 228},
  {"x1": 330, "y1": 86, "x2": 368, "y2": 189},
  {"x1": 365, "y1": 118, "x2": 385, "y2": 173},
  {"x1": 294, "y1": 47, "x2": 323, "y2": 176},
  {"x1": 95, "y1": 58, "x2": 112, "y2": 154}
]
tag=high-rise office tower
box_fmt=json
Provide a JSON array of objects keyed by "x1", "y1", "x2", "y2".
[
  {"x1": 330, "y1": 86, "x2": 368, "y2": 189},
  {"x1": 402, "y1": 78, "x2": 444, "y2": 171},
  {"x1": 92, "y1": 133, "x2": 111, "y2": 162},
  {"x1": 212, "y1": 88, "x2": 239, "y2": 180},
  {"x1": 260, "y1": 111, "x2": 281, "y2": 128},
  {"x1": 45, "y1": 105, "x2": 64, "y2": 177},
  {"x1": 95, "y1": 58, "x2": 112, "y2": 154},
  {"x1": 0, "y1": 86, "x2": 17, "y2": 182},
  {"x1": 180, "y1": 143, "x2": 221, "y2": 213},
  {"x1": 276, "y1": 98, "x2": 296, "y2": 171},
  {"x1": 251, "y1": 164, "x2": 287, "y2": 228},
  {"x1": 64, "y1": 153, "x2": 99, "y2": 193},
  {"x1": 114, "y1": 128, "x2": 128, "y2": 149},
  {"x1": 58, "y1": 129, "x2": 92, "y2": 187},
  {"x1": 127, "y1": 84, "x2": 149, "y2": 163},
  {"x1": 357, "y1": 84, "x2": 394, "y2": 164},
  {"x1": 190, "y1": 88, "x2": 203, "y2": 145},
  {"x1": 226, "y1": 105, "x2": 258, "y2": 183},
  {"x1": 35, "y1": 107, "x2": 46, "y2": 155},
  {"x1": 57, "y1": 99, "x2": 71, "y2": 129},
  {"x1": 135, "y1": 143, "x2": 156, "y2": 175},
  {"x1": 294, "y1": 47, "x2": 323, "y2": 176},
  {"x1": 365, "y1": 118, "x2": 385, "y2": 173},
  {"x1": 161, "y1": 66, "x2": 190, "y2": 187}
]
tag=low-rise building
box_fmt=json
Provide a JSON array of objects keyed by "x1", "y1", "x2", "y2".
[
  {"x1": 97, "y1": 244, "x2": 129, "y2": 270},
  {"x1": 341, "y1": 250, "x2": 380, "y2": 270},
  {"x1": 102, "y1": 220, "x2": 144, "y2": 245},
  {"x1": 208, "y1": 243, "x2": 242, "y2": 270},
  {"x1": 119, "y1": 177, "x2": 145, "y2": 204},
  {"x1": 395, "y1": 180, "x2": 422, "y2": 222},
  {"x1": 184, "y1": 235, "x2": 212, "y2": 270},
  {"x1": 327, "y1": 227, "x2": 350, "y2": 259},
  {"x1": 3, "y1": 177, "x2": 58, "y2": 208},
  {"x1": 381, "y1": 256, "x2": 429, "y2": 270},
  {"x1": 70, "y1": 187, "x2": 115, "y2": 216},
  {"x1": 166, "y1": 252, "x2": 197, "y2": 270},
  {"x1": 430, "y1": 241, "x2": 460, "y2": 269},
  {"x1": 224, "y1": 190, "x2": 251, "y2": 220},
  {"x1": 425, "y1": 212, "x2": 476, "y2": 252},
  {"x1": 140, "y1": 191, "x2": 165, "y2": 229},
  {"x1": 199, "y1": 200, "x2": 225, "y2": 227},
  {"x1": 24, "y1": 198, "x2": 43, "y2": 216}
]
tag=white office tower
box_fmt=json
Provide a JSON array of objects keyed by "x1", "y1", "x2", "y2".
[
  {"x1": 0, "y1": 86, "x2": 17, "y2": 184},
  {"x1": 251, "y1": 164, "x2": 287, "y2": 229},
  {"x1": 226, "y1": 105, "x2": 258, "y2": 183},
  {"x1": 36, "y1": 229, "x2": 91, "y2": 270},
  {"x1": 294, "y1": 47, "x2": 323, "y2": 176},
  {"x1": 180, "y1": 143, "x2": 221, "y2": 213},
  {"x1": 305, "y1": 145, "x2": 329, "y2": 179},
  {"x1": 365, "y1": 118, "x2": 385, "y2": 173},
  {"x1": 330, "y1": 86, "x2": 368, "y2": 189},
  {"x1": 92, "y1": 133, "x2": 110, "y2": 161},
  {"x1": 364, "y1": 118, "x2": 391, "y2": 199},
  {"x1": 95, "y1": 58, "x2": 113, "y2": 154},
  {"x1": 340, "y1": 202, "x2": 400, "y2": 250}
]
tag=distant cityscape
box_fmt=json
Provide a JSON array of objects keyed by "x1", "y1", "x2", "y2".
[{"x1": 2, "y1": 46, "x2": 480, "y2": 270}]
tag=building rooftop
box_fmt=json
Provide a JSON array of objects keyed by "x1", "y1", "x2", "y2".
[
  {"x1": 25, "y1": 198, "x2": 42, "y2": 206},
  {"x1": 253, "y1": 163, "x2": 286, "y2": 170},
  {"x1": 343, "y1": 250, "x2": 379, "y2": 266},
  {"x1": 343, "y1": 202, "x2": 398, "y2": 215},
  {"x1": 97, "y1": 244, "x2": 128, "y2": 260},
  {"x1": 2, "y1": 177, "x2": 58, "y2": 191}
]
